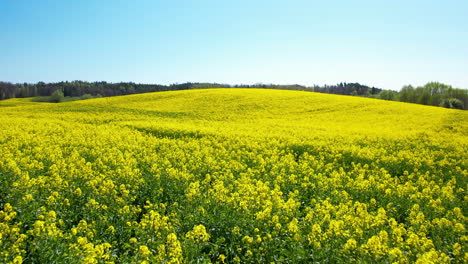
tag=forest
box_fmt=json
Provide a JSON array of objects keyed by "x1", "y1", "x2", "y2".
[{"x1": 0, "y1": 80, "x2": 466, "y2": 109}]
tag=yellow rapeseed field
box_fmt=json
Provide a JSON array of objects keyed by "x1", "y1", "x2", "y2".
[{"x1": 0, "y1": 88, "x2": 467, "y2": 263}]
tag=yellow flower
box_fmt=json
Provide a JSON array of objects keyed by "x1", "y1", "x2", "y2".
[
  {"x1": 23, "y1": 194, "x2": 34, "y2": 202},
  {"x1": 166, "y1": 233, "x2": 183, "y2": 264},
  {"x1": 242, "y1": 235, "x2": 253, "y2": 244},
  {"x1": 453, "y1": 242, "x2": 461, "y2": 256},
  {"x1": 343, "y1": 238, "x2": 357, "y2": 251},
  {"x1": 185, "y1": 224, "x2": 210, "y2": 243},
  {"x1": 361, "y1": 231, "x2": 389, "y2": 258},
  {"x1": 218, "y1": 254, "x2": 226, "y2": 263},
  {"x1": 415, "y1": 249, "x2": 450, "y2": 264},
  {"x1": 107, "y1": 225, "x2": 115, "y2": 233},
  {"x1": 4, "y1": 203, "x2": 13, "y2": 212},
  {"x1": 256, "y1": 235, "x2": 262, "y2": 243},
  {"x1": 232, "y1": 226, "x2": 240, "y2": 235},
  {"x1": 454, "y1": 223, "x2": 465, "y2": 233},
  {"x1": 13, "y1": 256, "x2": 23, "y2": 264},
  {"x1": 77, "y1": 236, "x2": 88, "y2": 245},
  {"x1": 287, "y1": 218, "x2": 299, "y2": 233},
  {"x1": 139, "y1": 245, "x2": 152, "y2": 257},
  {"x1": 389, "y1": 248, "x2": 403, "y2": 259}
]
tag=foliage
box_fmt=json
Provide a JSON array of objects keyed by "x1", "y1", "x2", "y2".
[
  {"x1": 440, "y1": 98, "x2": 464, "y2": 110},
  {"x1": 50, "y1": 90, "x2": 65, "y2": 103},
  {"x1": 376, "y1": 90, "x2": 399, "y2": 101},
  {"x1": 0, "y1": 81, "x2": 215, "y2": 100},
  {"x1": 399, "y1": 82, "x2": 468, "y2": 110},
  {"x1": 0, "y1": 89, "x2": 467, "y2": 263}
]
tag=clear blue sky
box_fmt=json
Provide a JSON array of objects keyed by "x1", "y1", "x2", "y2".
[{"x1": 1, "y1": 0, "x2": 467, "y2": 90}]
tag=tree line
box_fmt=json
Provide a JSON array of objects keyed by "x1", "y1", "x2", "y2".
[
  {"x1": 0, "y1": 81, "x2": 198, "y2": 100},
  {"x1": 0, "y1": 80, "x2": 466, "y2": 109},
  {"x1": 397, "y1": 82, "x2": 467, "y2": 109}
]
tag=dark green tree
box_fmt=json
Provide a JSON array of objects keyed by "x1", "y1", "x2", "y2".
[
  {"x1": 50, "y1": 90, "x2": 64, "y2": 103},
  {"x1": 440, "y1": 98, "x2": 464, "y2": 109},
  {"x1": 377, "y1": 90, "x2": 399, "y2": 101}
]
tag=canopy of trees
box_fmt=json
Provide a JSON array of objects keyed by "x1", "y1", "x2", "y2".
[
  {"x1": 0, "y1": 81, "x2": 196, "y2": 100},
  {"x1": 396, "y1": 82, "x2": 467, "y2": 109}
]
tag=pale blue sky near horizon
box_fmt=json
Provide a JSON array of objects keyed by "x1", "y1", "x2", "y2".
[{"x1": 1, "y1": 0, "x2": 467, "y2": 91}]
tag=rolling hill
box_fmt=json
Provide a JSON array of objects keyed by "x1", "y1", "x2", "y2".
[{"x1": 0, "y1": 89, "x2": 466, "y2": 263}]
